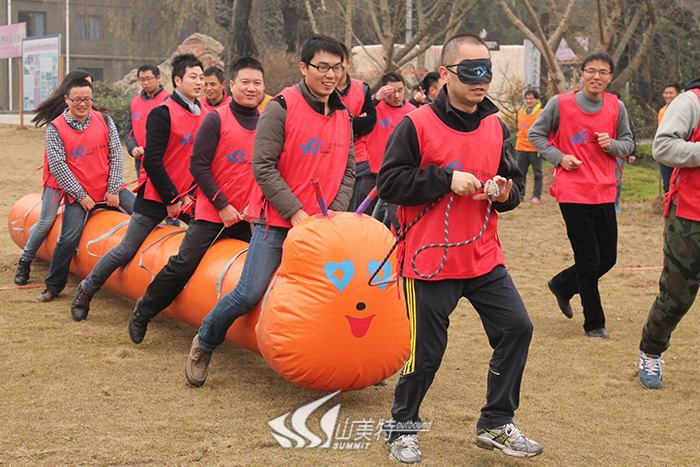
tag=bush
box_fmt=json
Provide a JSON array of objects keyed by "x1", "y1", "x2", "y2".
[{"x1": 92, "y1": 81, "x2": 132, "y2": 136}]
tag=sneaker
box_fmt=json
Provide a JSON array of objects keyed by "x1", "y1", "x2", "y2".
[
  {"x1": 14, "y1": 259, "x2": 31, "y2": 285},
  {"x1": 585, "y1": 328, "x2": 610, "y2": 338},
  {"x1": 475, "y1": 423, "x2": 543, "y2": 458},
  {"x1": 547, "y1": 279, "x2": 573, "y2": 319},
  {"x1": 615, "y1": 205, "x2": 621, "y2": 213},
  {"x1": 70, "y1": 280, "x2": 92, "y2": 321},
  {"x1": 37, "y1": 286, "x2": 59, "y2": 302},
  {"x1": 639, "y1": 350, "x2": 664, "y2": 389},
  {"x1": 530, "y1": 198, "x2": 540, "y2": 205},
  {"x1": 128, "y1": 297, "x2": 150, "y2": 344},
  {"x1": 186, "y1": 335, "x2": 212, "y2": 387},
  {"x1": 389, "y1": 434, "x2": 422, "y2": 464}
]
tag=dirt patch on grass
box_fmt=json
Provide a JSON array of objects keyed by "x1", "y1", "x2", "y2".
[{"x1": 1, "y1": 123, "x2": 697, "y2": 465}]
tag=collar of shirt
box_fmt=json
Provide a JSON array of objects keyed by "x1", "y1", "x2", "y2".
[
  {"x1": 63, "y1": 108, "x2": 91, "y2": 130},
  {"x1": 174, "y1": 88, "x2": 201, "y2": 115}
]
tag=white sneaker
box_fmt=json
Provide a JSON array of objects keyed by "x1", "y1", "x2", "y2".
[
  {"x1": 389, "y1": 434, "x2": 422, "y2": 464},
  {"x1": 639, "y1": 350, "x2": 664, "y2": 389},
  {"x1": 475, "y1": 423, "x2": 543, "y2": 458}
]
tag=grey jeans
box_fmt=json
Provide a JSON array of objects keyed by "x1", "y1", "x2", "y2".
[{"x1": 82, "y1": 211, "x2": 165, "y2": 296}]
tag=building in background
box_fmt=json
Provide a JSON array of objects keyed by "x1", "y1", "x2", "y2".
[{"x1": 0, "y1": 0, "x2": 176, "y2": 111}]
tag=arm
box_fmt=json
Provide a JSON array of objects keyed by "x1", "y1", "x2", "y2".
[
  {"x1": 328, "y1": 127, "x2": 355, "y2": 211},
  {"x1": 377, "y1": 118, "x2": 454, "y2": 206},
  {"x1": 142, "y1": 105, "x2": 179, "y2": 205},
  {"x1": 352, "y1": 83, "x2": 377, "y2": 136},
  {"x1": 491, "y1": 121, "x2": 523, "y2": 213},
  {"x1": 104, "y1": 114, "x2": 125, "y2": 195},
  {"x1": 653, "y1": 91, "x2": 700, "y2": 167},
  {"x1": 528, "y1": 95, "x2": 566, "y2": 166},
  {"x1": 123, "y1": 107, "x2": 138, "y2": 156},
  {"x1": 602, "y1": 101, "x2": 635, "y2": 158},
  {"x1": 190, "y1": 112, "x2": 225, "y2": 209},
  {"x1": 252, "y1": 97, "x2": 304, "y2": 220},
  {"x1": 45, "y1": 122, "x2": 88, "y2": 202}
]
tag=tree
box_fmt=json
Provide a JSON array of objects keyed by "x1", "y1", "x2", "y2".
[
  {"x1": 305, "y1": 0, "x2": 482, "y2": 88},
  {"x1": 495, "y1": 0, "x2": 659, "y2": 95}
]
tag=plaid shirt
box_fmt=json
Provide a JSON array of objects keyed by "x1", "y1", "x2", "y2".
[{"x1": 46, "y1": 109, "x2": 124, "y2": 201}]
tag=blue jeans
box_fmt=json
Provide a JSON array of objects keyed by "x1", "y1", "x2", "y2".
[
  {"x1": 198, "y1": 224, "x2": 288, "y2": 353},
  {"x1": 44, "y1": 189, "x2": 135, "y2": 293},
  {"x1": 82, "y1": 210, "x2": 164, "y2": 296},
  {"x1": 21, "y1": 186, "x2": 62, "y2": 262}
]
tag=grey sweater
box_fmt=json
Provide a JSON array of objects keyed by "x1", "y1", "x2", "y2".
[
  {"x1": 528, "y1": 91, "x2": 635, "y2": 165},
  {"x1": 653, "y1": 88, "x2": 700, "y2": 168}
]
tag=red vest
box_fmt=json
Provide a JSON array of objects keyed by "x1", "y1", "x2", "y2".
[
  {"x1": 248, "y1": 86, "x2": 351, "y2": 228},
  {"x1": 201, "y1": 91, "x2": 232, "y2": 113},
  {"x1": 550, "y1": 91, "x2": 619, "y2": 204},
  {"x1": 340, "y1": 78, "x2": 369, "y2": 163},
  {"x1": 366, "y1": 100, "x2": 416, "y2": 173},
  {"x1": 137, "y1": 98, "x2": 206, "y2": 203},
  {"x1": 195, "y1": 105, "x2": 257, "y2": 223},
  {"x1": 668, "y1": 89, "x2": 700, "y2": 222},
  {"x1": 514, "y1": 107, "x2": 542, "y2": 152},
  {"x1": 399, "y1": 106, "x2": 505, "y2": 280},
  {"x1": 130, "y1": 89, "x2": 170, "y2": 148},
  {"x1": 51, "y1": 111, "x2": 110, "y2": 203}
]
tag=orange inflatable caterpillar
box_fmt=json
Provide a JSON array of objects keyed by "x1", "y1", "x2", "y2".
[{"x1": 8, "y1": 193, "x2": 410, "y2": 391}]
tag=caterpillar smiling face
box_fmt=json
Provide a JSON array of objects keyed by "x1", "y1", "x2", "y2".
[{"x1": 256, "y1": 211, "x2": 410, "y2": 392}]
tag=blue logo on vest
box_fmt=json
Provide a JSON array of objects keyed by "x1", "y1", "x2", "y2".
[
  {"x1": 379, "y1": 118, "x2": 392, "y2": 128},
  {"x1": 226, "y1": 150, "x2": 246, "y2": 164},
  {"x1": 446, "y1": 159, "x2": 463, "y2": 171},
  {"x1": 571, "y1": 130, "x2": 588, "y2": 145},
  {"x1": 71, "y1": 145, "x2": 86, "y2": 159},
  {"x1": 133, "y1": 111, "x2": 142, "y2": 121},
  {"x1": 301, "y1": 136, "x2": 321, "y2": 154},
  {"x1": 179, "y1": 133, "x2": 193, "y2": 145}
]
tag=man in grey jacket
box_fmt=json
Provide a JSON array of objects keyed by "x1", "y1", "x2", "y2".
[
  {"x1": 184, "y1": 34, "x2": 354, "y2": 388},
  {"x1": 528, "y1": 50, "x2": 634, "y2": 338},
  {"x1": 638, "y1": 77, "x2": 700, "y2": 390}
]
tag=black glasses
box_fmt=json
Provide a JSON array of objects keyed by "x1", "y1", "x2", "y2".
[
  {"x1": 66, "y1": 97, "x2": 93, "y2": 104},
  {"x1": 308, "y1": 63, "x2": 345, "y2": 74},
  {"x1": 582, "y1": 68, "x2": 611, "y2": 78}
]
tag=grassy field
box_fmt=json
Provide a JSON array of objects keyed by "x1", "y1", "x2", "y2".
[{"x1": 2, "y1": 124, "x2": 699, "y2": 466}]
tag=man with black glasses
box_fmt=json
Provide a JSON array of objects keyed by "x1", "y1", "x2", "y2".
[{"x1": 529, "y1": 50, "x2": 634, "y2": 338}]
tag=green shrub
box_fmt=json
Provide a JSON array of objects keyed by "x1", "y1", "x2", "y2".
[{"x1": 92, "y1": 81, "x2": 132, "y2": 136}]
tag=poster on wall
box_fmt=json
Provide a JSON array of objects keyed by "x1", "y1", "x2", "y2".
[
  {"x1": 0, "y1": 23, "x2": 27, "y2": 59},
  {"x1": 21, "y1": 35, "x2": 61, "y2": 112}
]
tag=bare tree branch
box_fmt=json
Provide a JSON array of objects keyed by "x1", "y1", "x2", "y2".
[
  {"x1": 305, "y1": 0, "x2": 320, "y2": 34},
  {"x1": 610, "y1": 0, "x2": 659, "y2": 89}
]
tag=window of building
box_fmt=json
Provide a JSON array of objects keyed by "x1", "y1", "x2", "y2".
[
  {"x1": 76, "y1": 15, "x2": 101, "y2": 41},
  {"x1": 17, "y1": 11, "x2": 46, "y2": 37}
]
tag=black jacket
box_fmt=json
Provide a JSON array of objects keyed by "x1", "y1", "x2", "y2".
[
  {"x1": 134, "y1": 92, "x2": 199, "y2": 218},
  {"x1": 377, "y1": 87, "x2": 523, "y2": 212}
]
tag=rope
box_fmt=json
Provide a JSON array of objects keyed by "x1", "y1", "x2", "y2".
[{"x1": 368, "y1": 180, "x2": 500, "y2": 286}]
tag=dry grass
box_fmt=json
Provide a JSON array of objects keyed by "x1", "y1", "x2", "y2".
[{"x1": 1, "y1": 123, "x2": 699, "y2": 466}]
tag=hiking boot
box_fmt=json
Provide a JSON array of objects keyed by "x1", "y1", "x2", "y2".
[
  {"x1": 585, "y1": 328, "x2": 610, "y2": 338},
  {"x1": 71, "y1": 280, "x2": 92, "y2": 321},
  {"x1": 37, "y1": 286, "x2": 59, "y2": 302},
  {"x1": 639, "y1": 350, "x2": 664, "y2": 389},
  {"x1": 14, "y1": 259, "x2": 31, "y2": 285},
  {"x1": 186, "y1": 335, "x2": 212, "y2": 387},
  {"x1": 128, "y1": 297, "x2": 151, "y2": 344},
  {"x1": 389, "y1": 434, "x2": 422, "y2": 464},
  {"x1": 547, "y1": 279, "x2": 573, "y2": 319},
  {"x1": 475, "y1": 423, "x2": 543, "y2": 458}
]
